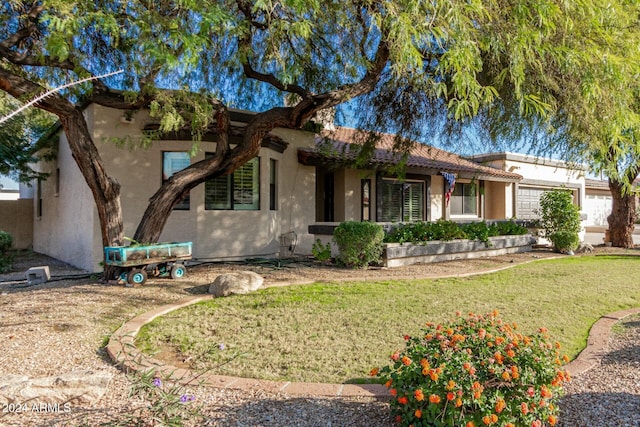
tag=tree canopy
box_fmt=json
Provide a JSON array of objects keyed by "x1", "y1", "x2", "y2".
[{"x1": 2, "y1": 0, "x2": 639, "y2": 254}]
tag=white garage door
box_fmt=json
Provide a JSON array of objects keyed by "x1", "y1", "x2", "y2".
[
  {"x1": 516, "y1": 187, "x2": 548, "y2": 220},
  {"x1": 583, "y1": 194, "x2": 612, "y2": 226}
]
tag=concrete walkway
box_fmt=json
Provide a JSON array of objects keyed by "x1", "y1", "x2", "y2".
[{"x1": 106, "y1": 263, "x2": 640, "y2": 398}]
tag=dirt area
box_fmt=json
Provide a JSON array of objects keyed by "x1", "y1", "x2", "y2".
[{"x1": 0, "y1": 246, "x2": 638, "y2": 426}]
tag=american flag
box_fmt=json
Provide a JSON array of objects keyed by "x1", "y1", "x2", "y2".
[{"x1": 441, "y1": 172, "x2": 456, "y2": 206}]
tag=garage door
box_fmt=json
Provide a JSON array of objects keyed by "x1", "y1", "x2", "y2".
[
  {"x1": 583, "y1": 194, "x2": 612, "y2": 226},
  {"x1": 516, "y1": 186, "x2": 549, "y2": 220}
]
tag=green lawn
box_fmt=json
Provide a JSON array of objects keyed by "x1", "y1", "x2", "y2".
[{"x1": 136, "y1": 255, "x2": 640, "y2": 384}]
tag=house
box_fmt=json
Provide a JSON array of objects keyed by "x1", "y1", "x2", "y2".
[{"x1": 30, "y1": 104, "x2": 525, "y2": 272}]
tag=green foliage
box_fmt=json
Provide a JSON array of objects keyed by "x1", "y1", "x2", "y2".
[
  {"x1": 384, "y1": 220, "x2": 528, "y2": 245},
  {"x1": 374, "y1": 311, "x2": 568, "y2": 427},
  {"x1": 333, "y1": 221, "x2": 384, "y2": 268},
  {"x1": 549, "y1": 231, "x2": 580, "y2": 253},
  {"x1": 105, "y1": 369, "x2": 203, "y2": 427},
  {"x1": 311, "y1": 239, "x2": 332, "y2": 262},
  {"x1": 537, "y1": 190, "x2": 582, "y2": 252},
  {"x1": 0, "y1": 230, "x2": 13, "y2": 273}
]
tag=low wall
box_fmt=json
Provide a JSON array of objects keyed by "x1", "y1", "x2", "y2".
[
  {"x1": 383, "y1": 235, "x2": 535, "y2": 268},
  {"x1": 0, "y1": 199, "x2": 33, "y2": 249}
]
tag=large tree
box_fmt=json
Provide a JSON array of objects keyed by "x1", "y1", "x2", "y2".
[{"x1": 1, "y1": 0, "x2": 634, "y2": 277}]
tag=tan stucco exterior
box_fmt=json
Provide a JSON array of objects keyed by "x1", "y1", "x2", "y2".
[{"x1": 33, "y1": 105, "x2": 318, "y2": 271}]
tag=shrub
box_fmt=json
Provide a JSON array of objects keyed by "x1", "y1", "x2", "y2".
[
  {"x1": 549, "y1": 231, "x2": 580, "y2": 253},
  {"x1": 373, "y1": 310, "x2": 569, "y2": 427},
  {"x1": 384, "y1": 220, "x2": 528, "y2": 245},
  {"x1": 537, "y1": 190, "x2": 581, "y2": 252},
  {"x1": 311, "y1": 239, "x2": 332, "y2": 262},
  {"x1": 333, "y1": 221, "x2": 384, "y2": 268},
  {"x1": 0, "y1": 230, "x2": 13, "y2": 273}
]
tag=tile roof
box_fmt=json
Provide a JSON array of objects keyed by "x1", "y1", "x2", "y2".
[{"x1": 298, "y1": 127, "x2": 522, "y2": 182}]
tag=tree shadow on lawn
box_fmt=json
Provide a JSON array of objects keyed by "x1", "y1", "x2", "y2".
[{"x1": 206, "y1": 395, "x2": 394, "y2": 427}]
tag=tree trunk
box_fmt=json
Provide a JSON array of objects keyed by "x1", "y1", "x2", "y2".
[
  {"x1": 60, "y1": 110, "x2": 124, "y2": 279},
  {"x1": 607, "y1": 178, "x2": 636, "y2": 248}
]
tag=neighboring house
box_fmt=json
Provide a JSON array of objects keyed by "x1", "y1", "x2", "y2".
[
  {"x1": 470, "y1": 152, "x2": 586, "y2": 221},
  {"x1": 31, "y1": 104, "x2": 524, "y2": 272},
  {"x1": 583, "y1": 179, "x2": 613, "y2": 229}
]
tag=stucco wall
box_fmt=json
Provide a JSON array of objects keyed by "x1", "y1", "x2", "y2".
[
  {"x1": 0, "y1": 199, "x2": 33, "y2": 249},
  {"x1": 91, "y1": 105, "x2": 317, "y2": 266},
  {"x1": 32, "y1": 108, "x2": 98, "y2": 271}
]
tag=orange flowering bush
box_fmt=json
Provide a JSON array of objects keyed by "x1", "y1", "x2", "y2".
[{"x1": 374, "y1": 311, "x2": 570, "y2": 427}]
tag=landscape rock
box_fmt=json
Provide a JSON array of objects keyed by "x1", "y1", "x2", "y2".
[
  {"x1": 0, "y1": 370, "x2": 112, "y2": 405},
  {"x1": 208, "y1": 271, "x2": 264, "y2": 297},
  {"x1": 576, "y1": 242, "x2": 595, "y2": 253}
]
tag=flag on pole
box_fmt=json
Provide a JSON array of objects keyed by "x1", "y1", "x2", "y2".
[{"x1": 441, "y1": 172, "x2": 456, "y2": 206}]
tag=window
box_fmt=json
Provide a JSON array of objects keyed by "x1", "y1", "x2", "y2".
[
  {"x1": 269, "y1": 159, "x2": 277, "y2": 211},
  {"x1": 361, "y1": 179, "x2": 371, "y2": 221},
  {"x1": 379, "y1": 179, "x2": 424, "y2": 222},
  {"x1": 162, "y1": 152, "x2": 190, "y2": 210},
  {"x1": 205, "y1": 155, "x2": 260, "y2": 210},
  {"x1": 450, "y1": 183, "x2": 477, "y2": 215}
]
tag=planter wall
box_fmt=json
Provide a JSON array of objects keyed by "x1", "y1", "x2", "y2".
[{"x1": 383, "y1": 235, "x2": 535, "y2": 268}]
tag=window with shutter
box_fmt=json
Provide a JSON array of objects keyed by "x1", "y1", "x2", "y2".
[
  {"x1": 379, "y1": 178, "x2": 424, "y2": 222},
  {"x1": 205, "y1": 155, "x2": 260, "y2": 210}
]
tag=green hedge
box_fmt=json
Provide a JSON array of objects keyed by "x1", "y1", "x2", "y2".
[
  {"x1": 333, "y1": 221, "x2": 384, "y2": 268},
  {"x1": 0, "y1": 230, "x2": 14, "y2": 273},
  {"x1": 384, "y1": 219, "x2": 528, "y2": 245}
]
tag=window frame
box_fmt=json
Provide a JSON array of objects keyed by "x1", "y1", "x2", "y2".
[
  {"x1": 450, "y1": 182, "x2": 479, "y2": 217},
  {"x1": 376, "y1": 176, "x2": 426, "y2": 222},
  {"x1": 204, "y1": 155, "x2": 261, "y2": 211},
  {"x1": 162, "y1": 151, "x2": 191, "y2": 211}
]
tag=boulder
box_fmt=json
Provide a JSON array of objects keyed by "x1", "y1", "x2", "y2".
[
  {"x1": 208, "y1": 271, "x2": 264, "y2": 297},
  {"x1": 576, "y1": 242, "x2": 594, "y2": 254},
  {"x1": 0, "y1": 370, "x2": 112, "y2": 405}
]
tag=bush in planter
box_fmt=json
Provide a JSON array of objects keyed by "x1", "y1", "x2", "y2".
[
  {"x1": 333, "y1": 221, "x2": 384, "y2": 268},
  {"x1": 537, "y1": 189, "x2": 581, "y2": 252},
  {"x1": 0, "y1": 230, "x2": 13, "y2": 273},
  {"x1": 373, "y1": 310, "x2": 569, "y2": 427},
  {"x1": 549, "y1": 231, "x2": 580, "y2": 253}
]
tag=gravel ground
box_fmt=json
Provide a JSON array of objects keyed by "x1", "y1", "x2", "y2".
[{"x1": 0, "y1": 249, "x2": 638, "y2": 426}]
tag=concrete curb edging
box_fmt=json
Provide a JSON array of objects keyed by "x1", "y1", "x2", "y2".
[{"x1": 105, "y1": 262, "x2": 640, "y2": 398}]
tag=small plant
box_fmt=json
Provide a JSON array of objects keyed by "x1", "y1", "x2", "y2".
[
  {"x1": 333, "y1": 221, "x2": 384, "y2": 268},
  {"x1": 537, "y1": 189, "x2": 582, "y2": 252},
  {"x1": 0, "y1": 230, "x2": 14, "y2": 273},
  {"x1": 311, "y1": 239, "x2": 332, "y2": 262},
  {"x1": 373, "y1": 310, "x2": 569, "y2": 427},
  {"x1": 549, "y1": 231, "x2": 580, "y2": 253}
]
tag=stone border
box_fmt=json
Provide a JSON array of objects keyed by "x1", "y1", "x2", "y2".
[{"x1": 106, "y1": 261, "x2": 640, "y2": 398}]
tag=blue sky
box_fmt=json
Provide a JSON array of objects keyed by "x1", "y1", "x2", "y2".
[{"x1": 0, "y1": 175, "x2": 19, "y2": 190}]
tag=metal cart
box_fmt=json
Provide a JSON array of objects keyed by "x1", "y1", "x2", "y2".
[{"x1": 104, "y1": 242, "x2": 192, "y2": 286}]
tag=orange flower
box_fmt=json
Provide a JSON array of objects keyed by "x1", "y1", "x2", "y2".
[
  {"x1": 446, "y1": 379, "x2": 456, "y2": 390},
  {"x1": 478, "y1": 329, "x2": 487, "y2": 339},
  {"x1": 501, "y1": 371, "x2": 511, "y2": 381},
  {"x1": 369, "y1": 368, "x2": 379, "y2": 377},
  {"x1": 414, "y1": 409, "x2": 422, "y2": 419},
  {"x1": 446, "y1": 392, "x2": 455, "y2": 401},
  {"x1": 422, "y1": 367, "x2": 429, "y2": 376},
  {"x1": 521, "y1": 402, "x2": 529, "y2": 415},
  {"x1": 390, "y1": 388, "x2": 397, "y2": 396},
  {"x1": 548, "y1": 415, "x2": 558, "y2": 426},
  {"x1": 506, "y1": 424, "x2": 515, "y2": 427},
  {"x1": 541, "y1": 386, "x2": 553, "y2": 399},
  {"x1": 391, "y1": 351, "x2": 400, "y2": 362},
  {"x1": 463, "y1": 362, "x2": 472, "y2": 371},
  {"x1": 482, "y1": 415, "x2": 491, "y2": 425},
  {"x1": 455, "y1": 397, "x2": 463, "y2": 407},
  {"x1": 490, "y1": 414, "x2": 498, "y2": 423},
  {"x1": 563, "y1": 354, "x2": 570, "y2": 363},
  {"x1": 385, "y1": 379, "x2": 393, "y2": 388},
  {"x1": 507, "y1": 349, "x2": 516, "y2": 358},
  {"x1": 398, "y1": 396, "x2": 408, "y2": 405},
  {"x1": 414, "y1": 389, "x2": 424, "y2": 401},
  {"x1": 429, "y1": 370, "x2": 439, "y2": 382},
  {"x1": 466, "y1": 422, "x2": 475, "y2": 427},
  {"x1": 495, "y1": 336, "x2": 505, "y2": 345},
  {"x1": 420, "y1": 358, "x2": 430, "y2": 368},
  {"x1": 429, "y1": 394, "x2": 441, "y2": 404},
  {"x1": 401, "y1": 356, "x2": 412, "y2": 366},
  {"x1": 495, "y1": 398, "x2": 506, "y2": 413}
]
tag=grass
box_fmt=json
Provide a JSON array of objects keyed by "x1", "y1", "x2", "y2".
[{"x1": 136, "y1": 255, "x2": 640, "y2": 384}]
